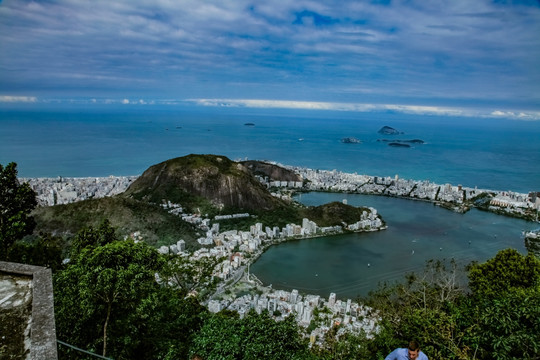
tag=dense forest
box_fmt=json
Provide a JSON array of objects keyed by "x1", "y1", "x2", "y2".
[{"x1": 2, "y1": 162, "x2": 539, "y2": 359}]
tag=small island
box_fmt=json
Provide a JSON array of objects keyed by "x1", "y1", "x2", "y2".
[
  {"x1": 341, "y1": 137, "x2": 362, "y2": 144},
  {"x1": 377, "y1": 125, "x2": 403, "y2": 135},
  {"x1": 244, "y1": 122, "x2": 255, "y2": 126},
  {"x1": 388, "y1": 142, "x2": 410, "y2": 148},
  {"x1": 378, "y1": 139, "x2": 424, "y2": 144}
]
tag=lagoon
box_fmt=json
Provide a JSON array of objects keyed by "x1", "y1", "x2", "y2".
[{"x1": 250, "y1": 192, "x2": 535, "y2": 300}]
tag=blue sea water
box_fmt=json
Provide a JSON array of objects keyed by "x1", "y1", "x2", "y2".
[{"x1": 1, "y1": 106, "x2": 539, "y2": 193}]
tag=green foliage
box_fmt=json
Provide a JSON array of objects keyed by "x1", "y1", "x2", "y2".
[
  {"x1": 7, "y1": 233, "x2": 64, "y2": 271},
  {"x1": 160, "y1": 254, "x2": 223, "y2": 299},
  {"x1": 0, "y1": 162, "x2": 37, "y2": 260},
  {"x1": 312, "y1": 326, "x2": 371, "y2": 360},
  {"x1": 468, "y1": 248, "x2": 540, "y2": 298},
  {"x1": 136, "y1": 287, "x2": 206, "y2": 360},
  {"x1": 32, "y1": 196, "x2": 202, "y2": 248},
  {"x1": 71, "y1": 219, "x2": 117, "y2": 255},
  {"x1": 365, "y1": 260, "x2": 471, "y2": 359},
  {"x1": 363, "y1": 250, "x2": 540, "y2": 360},
  {"x1": 458, "y1": 290, "x2": 540, "y2": 360},
  {"x1": 301, "y1": 202, "x2": 371, "y2": 227},
  {"x1": 190, "y1": 310, "x2": 311, "y2": 360},
  {"x1": 54, "y1": 225, "x2": 165, "y2": 359}
]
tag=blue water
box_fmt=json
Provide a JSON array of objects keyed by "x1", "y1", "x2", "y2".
[
  {"x1": 1, "y1": 106, "x2": 539, "y2": 193},
  {"x1": 251, "y1": 192, "x2": 536, "y2": 299}
]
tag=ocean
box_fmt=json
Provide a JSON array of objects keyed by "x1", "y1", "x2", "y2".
[
  {"x1": 1, "y1": 106, "x2": 539, "y2": 193},
  {"x1": 2, "y1": 105, "x2": 539, "y2": 298}
]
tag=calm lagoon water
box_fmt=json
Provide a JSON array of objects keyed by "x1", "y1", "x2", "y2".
[{"x1": 250, "y1": 192, "x2": 536, "y2": 299}]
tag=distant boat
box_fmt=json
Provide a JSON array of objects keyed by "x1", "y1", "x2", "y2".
[{"x1": 244, "y1": 122, "x2": 255, "y2": 126}]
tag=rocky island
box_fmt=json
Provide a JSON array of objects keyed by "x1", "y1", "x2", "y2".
[
  {"x1": 388, "y1": 142, "x2": 410, "y2": 148},
  {"x1": 378, "y1": 139, "x2": 424, "y2": 144},
  {"x1": 377, "y1": 125, "x2": 403, "y2": 135},
  {"x1": 341, "y1": 137, "x2": 362, "y2": 144}
]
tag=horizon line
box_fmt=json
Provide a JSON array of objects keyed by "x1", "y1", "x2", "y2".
[{"x1": 1, "y1": 95, "x2": 539, "y2": 121}]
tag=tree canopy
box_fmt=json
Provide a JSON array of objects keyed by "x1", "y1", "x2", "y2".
[
  {"x1": 189, "y1": 310, "x2": 312, "y2": 360},
  {"x1": 0, "y1": 162, "x2": 37, "y2": 260}
]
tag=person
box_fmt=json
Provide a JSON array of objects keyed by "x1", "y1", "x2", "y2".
[{"x1": 384, "y1": 340, "x2": 428, "y2": 360}]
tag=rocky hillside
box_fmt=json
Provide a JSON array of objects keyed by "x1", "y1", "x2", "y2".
[
  {"x1": 123, "y1": 154, "x2": 285, "y2": 212},
  {"x1": 240, "y1": 160, "x2": 302, "y2": 182}
]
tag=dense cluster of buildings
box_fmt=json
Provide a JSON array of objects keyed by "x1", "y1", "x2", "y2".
[
  {"x1": 21, "y1": 176, "x2": 137, "y2": 206},
  {"x1": 490, "y1": 191, "x2": 540, "y2": 214},
  {"x1": 208, "y1": 288, "x2": 380, "y2": 346},
  {"x1": 152, "y1": 197, "x2": 384, "y2": 341},
  {"x1": 280, "y1": 166, "x2": 540, "y2": 213}
]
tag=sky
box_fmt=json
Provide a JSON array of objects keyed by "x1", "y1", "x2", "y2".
[{"x1": 1, "y1": 0, "x2": 539, "y2": 119}]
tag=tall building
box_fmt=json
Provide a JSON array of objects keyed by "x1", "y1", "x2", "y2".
[
  {"x1": 328, "y1": 292, "x2": 336, "y2": 307},
  {"x1": 290, "y1": 289, "x2": 299, "y2": 303}
]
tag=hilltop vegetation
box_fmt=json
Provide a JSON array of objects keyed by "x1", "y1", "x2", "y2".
[{"x1": 32, "y1": 196, "x2": 203, "y2": 249}]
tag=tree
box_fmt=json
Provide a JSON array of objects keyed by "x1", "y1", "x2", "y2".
[
  {"x1": 468, "y1": 248, "x2": 540, "y2": 298},
  {"x1": 7, "y1": 232, "x2": 64, "y2": 271},
  {"x1": 462, "y1": 248, "x2": 540, "y2": 359},
  {"x1": 0, "y1": 162, "x2": 37, "y2": 260},
  {"x1": 55, "y1": 234, "x2": 164, "y2": 359},
  {"x1": 365, "y1": 259, "x2": 471, "y2": 359},
  {"x1": 161, "y1": 254, "x2": 223, "y2": 298},
  {"x1": 458, "y1": 290, "x2": 540, "y2": 360},
  {"x1": 70, "y1": 219, "x2": 117, "y2": 255},
  {"x1": 189, "y1": 310, "x2": 312, "y2": 360}
]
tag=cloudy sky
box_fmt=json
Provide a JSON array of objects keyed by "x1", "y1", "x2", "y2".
[{"x1": 1, "y1": 0, "x2": 539, "y2": 118}]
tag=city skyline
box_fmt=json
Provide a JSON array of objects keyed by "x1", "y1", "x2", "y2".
[{"x1": 1, "y1": 0, "x2": 539, "y2": 120}]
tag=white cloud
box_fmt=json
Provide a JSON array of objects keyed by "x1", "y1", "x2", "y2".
[
  {"x1": 0, "y1": 95, "x2": 37, "y2": 103},
  {"x1": 190, "y1": 98, "x2": 540, "y2": 120},
  {"x1": 490, "y1": 110, "x2": 540, "y2": 121}
]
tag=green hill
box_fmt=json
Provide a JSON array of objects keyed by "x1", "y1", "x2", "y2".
[{"x1": 32, "y1": 196, "x2": 203, "y2": 249}]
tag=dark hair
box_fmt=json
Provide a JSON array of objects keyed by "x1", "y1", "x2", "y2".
[{"x1": 408, "y1": 340, "x2": 420, "y2": 351}]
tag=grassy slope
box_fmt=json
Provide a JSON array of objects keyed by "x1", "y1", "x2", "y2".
[{"x1": 32, "y1": 196, "x2": 203, "y2": 249}]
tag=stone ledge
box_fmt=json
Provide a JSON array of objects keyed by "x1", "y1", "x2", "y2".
[{"x1": 0, "y1": 261, "x2": 58, "y2": 360}]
